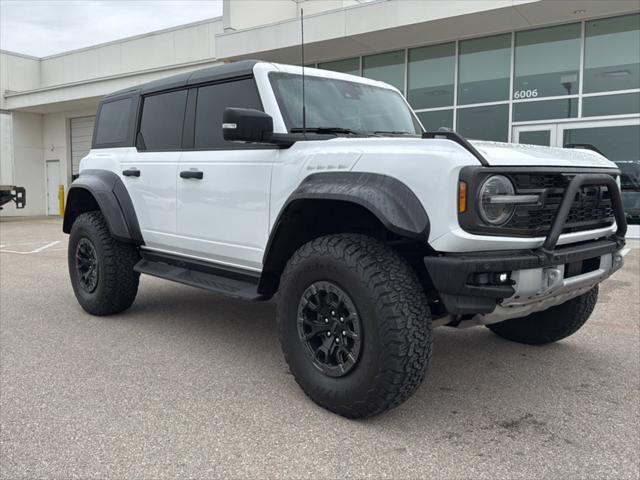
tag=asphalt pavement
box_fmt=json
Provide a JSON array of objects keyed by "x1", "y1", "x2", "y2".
[{"x1": 1, "y1": 217, "x2": 639, "y2": 479}]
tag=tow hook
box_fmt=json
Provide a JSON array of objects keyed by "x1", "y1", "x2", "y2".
[{"x1": 537, "y1": 267, "x2": 563, "y2": 295}]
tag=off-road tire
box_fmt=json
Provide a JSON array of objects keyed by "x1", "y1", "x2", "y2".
[
  {"x1": 486, "y1": 286, "x2": 598, "y2": 345},
  {"x1": 277, "y1": 234, "x2": 433, "y2": 418},
  {"x1": 68, "y1": 211, "x2": 140, "y2": 316}
]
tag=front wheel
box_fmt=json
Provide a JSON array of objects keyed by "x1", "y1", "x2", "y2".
[
  {"x1": 68, "y1": 211, "x2": 140, "y2": 316},
  {"x1": 486, "y1": 286, "x2": 598, "y2": 345},
  {"x1": 277, "y1": 234, "x2": 433, "y2": 418}
]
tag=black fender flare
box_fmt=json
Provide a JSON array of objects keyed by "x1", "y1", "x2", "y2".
[
  {"x1": 258, "y1": 172, "x2": 430, "y2": 294},
  {"x1": 63, "y1": 169, "x2": 143, "y2": 244},
  {"x1": 276, "y1": 171, "x2": 429, "y2": 240}
]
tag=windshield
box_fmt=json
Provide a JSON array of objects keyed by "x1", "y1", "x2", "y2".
[{"x1": 269, "y1": 72, "x2": 423, "y2": 135}]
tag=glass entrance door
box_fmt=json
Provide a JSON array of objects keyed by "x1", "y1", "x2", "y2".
[
  {"x1": 513, "y1": 118, "x2": 640, "y2": 226},
  {"x1": 512, "y1": 124, "x2": 557, "y2": 146}
]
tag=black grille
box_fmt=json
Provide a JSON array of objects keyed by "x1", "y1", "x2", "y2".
[{"x1": 508, "y1": 173, "x2": 615, "y2": 235}]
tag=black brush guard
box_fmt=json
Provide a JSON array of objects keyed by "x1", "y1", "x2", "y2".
[
  {"x1": 424, "y1": 174, "x2": 627, "y2": 315},
  {"x1": 540, "y1": 174, "x2": 626, "y2": 254}
]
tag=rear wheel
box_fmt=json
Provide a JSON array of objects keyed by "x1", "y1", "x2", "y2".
[
  {"x1": 68, "y1": 211, "x2": 140, "y2": 316},
  {"x1": 486, "y1": 286, "x2": 598, "y2": 345},
  {"x1": 277, "y1": 234, "x2": 433, "y2": 418}
]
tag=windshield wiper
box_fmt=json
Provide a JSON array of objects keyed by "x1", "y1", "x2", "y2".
[
  {"x1": 290, "y1": 126, "x2": 363, "y2": 135},
  {"x1": 373, "y1": 130, "x2": 416, "y2": 136}
]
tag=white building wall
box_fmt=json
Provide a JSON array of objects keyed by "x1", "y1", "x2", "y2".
[
  {"x1": 1, "y1": 112, "x2": 45, "y2": 216},
  {"x1": 0, "y1": 51, "x2": 41, "y2": 108},
  {"x1": 42, "y1": 107, "x2": 98, "y2": 189},
  {"x1": 40, "y1": 18, "x2": 222, "y2": 89},
  {"x1": 223, "y1": 0, "x2": 297, "y2": 31}
]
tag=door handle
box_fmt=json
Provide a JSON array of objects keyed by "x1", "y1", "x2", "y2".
[
  {"x1": 180, "y1": 170, "x2": 204, "y2": 180},
  {"x1": 122, "y1": 168, "x2": 140, "y2": 177}
]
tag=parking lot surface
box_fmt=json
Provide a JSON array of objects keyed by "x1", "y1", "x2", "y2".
[{"x1": 1, "y1": 217, "x2": 639, "y2": 479}]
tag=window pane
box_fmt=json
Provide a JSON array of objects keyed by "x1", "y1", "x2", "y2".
[
  {"x1": 318, "y1": 58, "x2": 359, "y2": 76},
  {"x1": 362, "y1": 50, "x2": 405, "y2": 92},
  {"x1": 456, "y1": 104, "x2": 509, "y2": 142},
  {"x1": 562, "y1": 124, "x2": 640, "y2": 222},
  {"x1": 583, "y1": 93, "x2": 640, "y2": 117},
  {"x1": 416, "y1": 109, "x2": 453, "y2": 131},
  {"x1": 139, "y1": 90, "x2": 187, "y2": 150},
  {"x1": 96, "y1": 98, "x2": 132, "y2": 145},
  {"x1": 458, "y1": 34, "x2": 511, "y2": 105},
  {"x1": 195, "y1": 79, "x2": 263, "y2": 149},
  {"x1": 585, "y1": 14, "x2": 640, "y2": 93},
  {"x1": 512, "y1": 98, "x2": 578, "y2": 122},
  {"x1": 515, "y1": 24, "x2": 581, "y2": 98},
  {"x1": 518, "y1": 130, "x2": 551, "y2": 146},
  {"x1": 408, "y1": 43, "x2": 455, "y2": 109}
]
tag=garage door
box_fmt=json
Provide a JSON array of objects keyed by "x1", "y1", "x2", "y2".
[{"x1": 70, "y1": 116, "x2": 95, "y2": 178}]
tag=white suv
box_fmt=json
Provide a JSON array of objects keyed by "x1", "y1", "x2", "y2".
[{"x1": 63, "y1": 61, "x2": 628, "y2": 418}]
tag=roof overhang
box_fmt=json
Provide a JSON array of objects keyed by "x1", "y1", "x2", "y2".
[
  {"x1": 215, "y1": 0, "x2": 639, "y2": 64},
  {"x1": 3, "y1": 59, "x2": 222, "y2": 114}
]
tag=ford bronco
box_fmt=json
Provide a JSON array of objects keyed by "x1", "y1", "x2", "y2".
[{"x1": 63, "y1": 61, "x2": 628, "y2": 418}]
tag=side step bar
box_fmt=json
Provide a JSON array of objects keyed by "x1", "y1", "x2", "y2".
[{"x1": 134, "y1": 250, "x2": 267, "y2": 301}]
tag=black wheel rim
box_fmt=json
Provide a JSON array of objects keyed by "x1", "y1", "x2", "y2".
[
  {"x1": 297, "y1": 281, "x2": 362, "y2": 377},
  {"x1": 75, "y1": 238, "x2": 99, "y2": 293}
]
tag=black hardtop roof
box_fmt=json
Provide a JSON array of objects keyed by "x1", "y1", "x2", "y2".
[{"x1": 103, "y1": 60, "x2": 263, "y2": 100}]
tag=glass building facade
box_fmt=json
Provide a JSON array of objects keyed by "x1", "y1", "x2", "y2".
[{"x1": 314, "y1": 13, "x2": 640, "y2": 223}]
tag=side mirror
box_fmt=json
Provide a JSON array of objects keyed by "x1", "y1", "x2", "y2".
[{"x1": 222, "y1": 108, "x2": 273, "y2": 143}]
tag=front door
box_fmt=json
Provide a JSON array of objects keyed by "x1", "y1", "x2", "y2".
[
  {"x1": 46, "y1": 160, "x2": 60, "y2": 215},
  {"x1": 176, "y1": 78, "x2": 276, "y2": 271}
]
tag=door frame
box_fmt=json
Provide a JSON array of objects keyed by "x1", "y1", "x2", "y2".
[
  {"x1": 512, "y1": 123, "x2": 558, "y2": 146},
  {"x1": 45, "y1": 159, "x2": 60, "y2": 216},
  {"x1": 513, "y1": 117, "x2": 640, "y2": 147},
  {"x1": 556, "y1": 117, "x2": 640, "y2": 147}
]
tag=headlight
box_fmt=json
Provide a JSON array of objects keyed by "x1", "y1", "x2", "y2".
[{"x1": 478, "y1": 175, "x2": 515, "y2": 225}]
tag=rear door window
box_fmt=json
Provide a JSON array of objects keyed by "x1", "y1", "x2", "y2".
[{"x1": 138, "y1": 90, "x2": 188, "y2": 150}]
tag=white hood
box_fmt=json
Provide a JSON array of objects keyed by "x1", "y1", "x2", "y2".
[{"x1": 470, "y1": 140, "x2": 615, "y2": 168}]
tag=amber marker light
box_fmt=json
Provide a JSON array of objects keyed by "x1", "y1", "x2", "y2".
[{"x1": 458, "y1": 181, "x2": 467, "y2": 213}]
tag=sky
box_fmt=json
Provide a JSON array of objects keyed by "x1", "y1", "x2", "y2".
[{"x1": 0, "y1": 0, "x2": 223, "y2": 57}]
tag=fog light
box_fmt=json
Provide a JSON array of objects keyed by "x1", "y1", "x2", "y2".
[{"x1": 470, "y1": 272, "x2": 511, "y2": 286}]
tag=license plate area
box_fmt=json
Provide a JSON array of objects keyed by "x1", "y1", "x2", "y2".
[{"x1": 564, "y1": 256, "x2": 601, "y2": 279}]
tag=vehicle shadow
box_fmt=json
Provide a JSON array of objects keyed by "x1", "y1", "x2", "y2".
[{"x1": 118, "y1": 278, "x2": 612, "y2": 426}]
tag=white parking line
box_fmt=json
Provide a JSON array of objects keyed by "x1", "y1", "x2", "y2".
[{"x1": 0, "y1": 240, "x2": 61, "y2": 255}]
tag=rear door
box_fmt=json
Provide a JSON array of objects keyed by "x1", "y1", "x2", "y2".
[
  {"x1": 175, "y1": 77, "x2": 276, "y2": 270},
  {"x1": 121, "y1": 89, "x2": 187, "y2": 252}
]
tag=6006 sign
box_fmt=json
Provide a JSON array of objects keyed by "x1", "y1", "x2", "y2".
[{"x1": 513, "y1": 89, "x2": 538, "y2": 99}]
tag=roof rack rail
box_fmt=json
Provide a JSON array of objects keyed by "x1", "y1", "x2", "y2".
[
  {"x1": 422, "y1": 130, "x2": 489, "y2": 166},
  {"x1": 564, "y1": 143, "x2": 606, "y2": 157}
]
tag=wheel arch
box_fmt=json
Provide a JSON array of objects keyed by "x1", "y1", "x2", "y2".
[
  {"x1": 258, "y1": 172, "x2": 430, "y2": 295},
  {"x1": 63, "y1": 169, "x2": 143, "y2": 245}
]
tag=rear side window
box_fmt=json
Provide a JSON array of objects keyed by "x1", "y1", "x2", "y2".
[
  {"x1": 138, "y1": 90, "x2": 188, "y2": 150},
  {"x1": 194, "y1": 78, "x2": 262, "y2": 149},
  {"x1": 95, "y1": 98, "x2": 132, "y2": 146}
]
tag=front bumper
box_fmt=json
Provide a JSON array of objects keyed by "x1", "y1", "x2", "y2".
[
  {"x1": 424, "y1": 173, "x2": 629, "y2": 322},
  {"x1": 424, "y1": 238, "x2": 627, "y2": 320}
]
